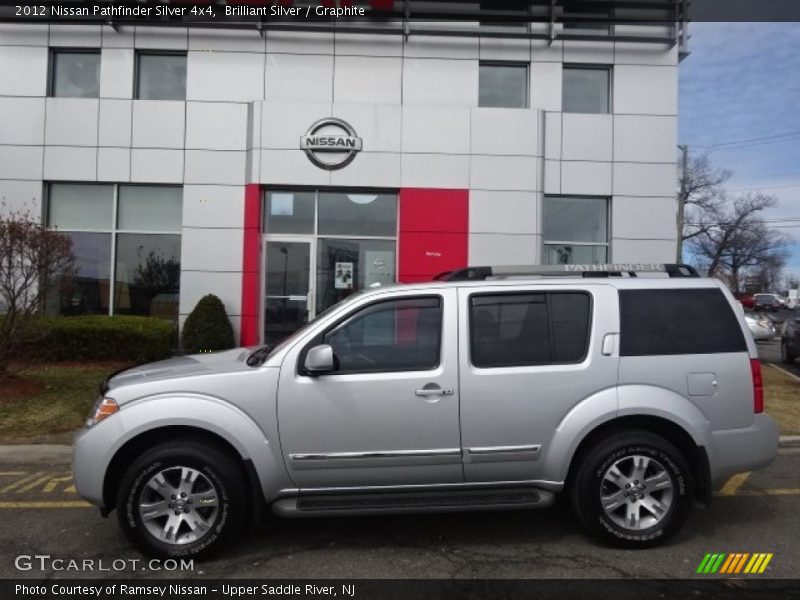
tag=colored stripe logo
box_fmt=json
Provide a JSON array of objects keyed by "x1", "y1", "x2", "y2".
[{"x1": 696, "y1": 553, "x2": 773, "y2": 574}]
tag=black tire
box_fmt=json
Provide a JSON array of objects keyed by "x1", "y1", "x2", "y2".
[
  {"x1": 116, "y1": 439, "x2": 247, "y2": 559},
  {"x1": 782, "y1": 340, "x2": 796, "y2": 364},
  {"x1": 570, "y1": 431, "x2": 693, "y2": 549}
]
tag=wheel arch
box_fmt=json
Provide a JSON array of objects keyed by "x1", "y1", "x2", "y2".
[
  {"x1": 564, "y1": 415, "x2": 711, "y2": 506},
  {"x1": 102, "y1": 425, "x2": 264, "y2": 519}
]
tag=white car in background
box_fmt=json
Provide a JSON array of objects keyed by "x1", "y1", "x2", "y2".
[{"x1": 745, "y1": 313, "x2": 777, "y2": 341}]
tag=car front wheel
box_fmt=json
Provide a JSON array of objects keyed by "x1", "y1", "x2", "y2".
[
  {"x1": 571, "y1": 431, "x2": 693, "y2": 548},
  {"x1": 116, "y1": 439, "x2": 247, "y2": 559}
]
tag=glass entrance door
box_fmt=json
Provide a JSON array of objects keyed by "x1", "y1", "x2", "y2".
[{"x1": 264, "y1": 240, "x2": 312, "y2": 346}]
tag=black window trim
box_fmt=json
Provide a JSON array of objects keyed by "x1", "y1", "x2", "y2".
[
  {"x1": 298, "y1": 294, "x2": 445, "y2": 377},
  {"x1": 468, "y1": 290, "x2": 594, "y2": 369},
  {"x1": 48, "y1": 47, "x2": 102, "y2": 98},
  {"x1": 562, "y1": 63, "x2": 613, "y2": 114},
  {"x1": 478, "y1": 60, "x2": 530, "y2": 109},
  {"x1": 134, "y1": 49, "x2": 188, "y2": 101}
]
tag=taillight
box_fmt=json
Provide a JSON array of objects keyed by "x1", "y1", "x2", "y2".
[{"x1": 750, "y1": 359, "x2": 764, "y2": 414}]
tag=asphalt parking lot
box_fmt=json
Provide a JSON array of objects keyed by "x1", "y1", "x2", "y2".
[{"x1": 1, "y1": 338, "x2": 798, "y2": 581}]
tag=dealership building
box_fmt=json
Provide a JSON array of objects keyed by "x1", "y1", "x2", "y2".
[{"x1": 0, "y1": 1, "x2": 686, "y2": 346}]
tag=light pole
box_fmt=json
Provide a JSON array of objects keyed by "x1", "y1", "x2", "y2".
[{"x1": 676, "y1": 144, "x2": 689, "y2": 262}]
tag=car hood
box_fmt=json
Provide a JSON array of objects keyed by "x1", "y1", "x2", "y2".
[{"x1": 105, "y1": 348, "x2": 256, "y2": 391}]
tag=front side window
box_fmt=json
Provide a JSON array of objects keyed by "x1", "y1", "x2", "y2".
[
  {"x1": 543, "y1": 196, "x2": 609, "y2": 265},
  {"x1": 50, "y1": 50, "x2": 100, "y2": 98},
  {"x1": 470, "y1": 292, "x2": 591, "y2": 368},
  {"x1": 563, "y1": 65, "x2": 611, "y2": 114},
  {"x1": 136, "y1": 52, "x2": 187, "y2": 100},
  {"x1": 323, "y1": 297, "x2": 443, "y2": 374},
  {"x1": 46, "y1": 184, "x2": 182, "y2": 323},
  {"x1": 479, "y1": 63, "x2": 529, "y2": 108}
]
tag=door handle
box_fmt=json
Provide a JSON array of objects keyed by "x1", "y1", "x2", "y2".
[{"x1": 415, "y1": 387, "x2": 454, "y2": 397}]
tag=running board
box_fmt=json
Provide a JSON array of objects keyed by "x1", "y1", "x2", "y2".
[{"x1": 271, "y1": 487, "x2": 556, "y2": 518}]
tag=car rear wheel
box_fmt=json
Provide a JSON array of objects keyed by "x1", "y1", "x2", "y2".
[
  {"x1": 782, "y1": 340, "x2": 796, "y2": 364},
  {"x1": 116, "y1": 440, "x2": 247, "y2": 559},
  {"x1": 570, "y1": 431, "x2": 693, "y2": 548}
]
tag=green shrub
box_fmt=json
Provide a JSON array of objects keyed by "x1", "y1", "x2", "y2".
[
  {"x1": 181, "y1": 294, "x2": 235, "y2": 354},
  {"x1": 18, "y1": 315, "x2": 174, "y2": 363}
]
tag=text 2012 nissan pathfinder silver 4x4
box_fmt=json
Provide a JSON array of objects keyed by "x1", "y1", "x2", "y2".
[{"x1": 73, "y1": 264, "x2": 778, "y2": 558}]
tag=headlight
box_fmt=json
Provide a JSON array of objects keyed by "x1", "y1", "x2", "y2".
[{"x1": 86, "y1": 396, "x2": 119, "y2": 428}]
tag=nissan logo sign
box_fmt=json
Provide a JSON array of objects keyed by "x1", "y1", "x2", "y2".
[{"x1": 300, "y1": 118, "x2": 363, "y2": 170}]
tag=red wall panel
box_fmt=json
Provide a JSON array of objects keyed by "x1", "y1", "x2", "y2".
[
  {"x1": 398, "y1": 188, "x2": 469, "y2": 282},
  {"x1": 240, "y1": 184, "x2": 262, "y2": 347}
]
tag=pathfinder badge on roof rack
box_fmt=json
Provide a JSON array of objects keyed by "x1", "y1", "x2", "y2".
[{"x1": 300, "y1": 118, "x2": 363, "y2": 170}]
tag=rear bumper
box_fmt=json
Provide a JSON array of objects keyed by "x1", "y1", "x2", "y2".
[{"x1": 707, "y1": 414, "x2": 779, "y2": 488}]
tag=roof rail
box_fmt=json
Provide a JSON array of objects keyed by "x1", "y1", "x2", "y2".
[{"x1": 437, "y1": 263, "x2": 700, "y2": 281}]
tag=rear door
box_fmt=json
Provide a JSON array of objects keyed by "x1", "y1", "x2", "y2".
[{"x1": 457, "y1": 283, "x2": 619, "y2": 482}]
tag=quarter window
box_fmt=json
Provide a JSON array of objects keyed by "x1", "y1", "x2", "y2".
[
  {"x1": 620, "y1": 289, "x2": 748, "y2": 356},
  {"x1": 50, "y1": 50, "x2": 100, "y2": 98},
  {"x1": 323, "y1": 297, "x2": 443, "y2": 374},
  {"x1": 136, "y1": 52, "x2": 187, "y2": 100},
  {"x1": 563, "y1": 65, "x2": 611, "y2": 114},
  {"x1": 470, "y1": 292, "x2": 591, "y2": 368},
  {"x1": 543, "y1": 196, "x2": 609, "y2": 265},
  {"x1": 479, "y1": 63, "x2": 529, "y2": 109}
]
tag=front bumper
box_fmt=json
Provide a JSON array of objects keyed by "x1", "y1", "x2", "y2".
[
  {"x1": 72, "y1": 416, "x2": 126, "y2": 510},
  {"x1": 707, "y1": 414, "x2": 779, "y2": 488}
]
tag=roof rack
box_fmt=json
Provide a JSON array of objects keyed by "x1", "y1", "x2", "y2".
[{"x1": 437, "y1": 264, "x2": 700, "y2": 281}]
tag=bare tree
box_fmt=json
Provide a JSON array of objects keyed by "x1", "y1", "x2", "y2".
[
  {"x1": 679, "y1": 154, "x2": 732, "y2": 243},
  {"x1": 0, "y1": 206, "x2": 75, "y2": 374},
  {"x1": 689, "y1": 193, "x2": 790, "y2": 293}
]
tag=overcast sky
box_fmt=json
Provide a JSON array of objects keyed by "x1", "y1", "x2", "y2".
[{"x1": 679, "y1": 22, "x2": 800, "y2": 282}]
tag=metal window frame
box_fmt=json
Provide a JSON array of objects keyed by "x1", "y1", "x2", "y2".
[
  {"x1": 478, "y1": 61, "x2": 530, "y2": 109},
  {"x1": 47, "y1": 47, "x2": 102, "y2": 99},
  {"x1": 46, "y1": 182, "x2": 183, "y2": 317},
  {"x1": 562, "y1": 63, "x2": 613, "y2": 114}
]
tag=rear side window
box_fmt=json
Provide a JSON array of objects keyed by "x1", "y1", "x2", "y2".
[
  {"x1": 620, "y1": 289, "x2": 747, "y2": 356},
  {"x1": 470, "y1": 292, "x2": 591, "y2": 368}
]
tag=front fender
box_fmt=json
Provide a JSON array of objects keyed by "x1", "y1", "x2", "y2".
[{"x1": 72, "y1": 394, "x2": 291, "y2": 508}]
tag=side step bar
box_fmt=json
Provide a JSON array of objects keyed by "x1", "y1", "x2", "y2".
[{"x1": 271, "y1": 487, "x2": 556, "y2": 518}]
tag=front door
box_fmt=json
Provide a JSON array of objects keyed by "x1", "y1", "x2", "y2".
[
  {"x1": 264, "y1": 240, "x2": 313, "y2": 346},
  {"x1": 276, "y1": 288, "x2": 463, "y2": 489}
]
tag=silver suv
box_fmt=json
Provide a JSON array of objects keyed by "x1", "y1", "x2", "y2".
[{"x1": 73, "y1": 264, "x2": 778, "y2": 558}]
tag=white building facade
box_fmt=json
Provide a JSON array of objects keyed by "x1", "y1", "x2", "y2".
[{"x1": 0, "y1": 2, "x2": 683, "y2": 346}]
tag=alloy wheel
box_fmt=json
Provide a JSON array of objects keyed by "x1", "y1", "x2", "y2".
[{"x1": 600, "y1": 455, "x2": 675, "y2": 531}]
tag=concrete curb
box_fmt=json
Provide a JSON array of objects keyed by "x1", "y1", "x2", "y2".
[{"x1": 1, "y1": 437, "x2": 799, "y2": 465}]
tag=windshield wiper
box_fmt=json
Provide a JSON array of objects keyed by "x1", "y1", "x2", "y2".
[{"x1": 246, "y1": 345, "x2": 273, "y2": 367}]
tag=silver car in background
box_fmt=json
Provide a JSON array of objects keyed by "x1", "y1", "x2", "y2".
[
  {"x1": 745, "y1": 313, "x2": 777, "y2": 341},
  {"x1": 72, "y1": 264, "x2": 778, "y2": 558}
]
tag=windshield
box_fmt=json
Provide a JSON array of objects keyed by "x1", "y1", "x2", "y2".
[{"x1": 248, "y1": 290, "x2": 370, "y2": 365}]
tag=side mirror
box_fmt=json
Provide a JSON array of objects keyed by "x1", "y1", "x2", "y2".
[{"x1": 304, "y1": 344, "x2": 335, "y2": 375}]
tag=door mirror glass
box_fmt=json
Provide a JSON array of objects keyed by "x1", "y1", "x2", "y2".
[{"x1": 305, "y1": 344, "x2": 335, "y2": 374}]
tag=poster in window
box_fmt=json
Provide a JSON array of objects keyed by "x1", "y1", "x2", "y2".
[
  {"x1": 335, "y1": 262, "x2": 354, "y2": 289},
  {"x1": 365, "y1": 251, "x2": 395, "y2": 287}
]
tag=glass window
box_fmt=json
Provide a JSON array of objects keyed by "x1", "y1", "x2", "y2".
[
  {"x1": 323, "y1": 297, "x2": 442, "y2": 374},
  {"x1": 136, "y1": 53, "x2": 187, "y2": 101},
  {"x1": 317, "y1": 238, "x2": 396, "y2": 313},
  {"x1": 45, "y1": 232, "x2": 111, "y2": 316},
  {"x1": 318, "y1": 193, "x2": 397, "y2": 237},
  {"x1": 114, "y1": 234, "x2": 181, "y2": 321},
  {"x1": 51, "y1": 51, "x2": 100, "y2": 98},
  {"x1": 48, "y1": 184, "x2": 114, "y2": 231},
  {"x1": 470, "y1": 292, "x2": 591, "y2": 368},
  {"x1": 620, "y1": 289, "x2": 747, "y2": 356},
  {"x1": 543, "y1": 196, "x2": 608, "y2": 265},
  {"x1": 118, "y1": 186, "x2": 182, "y2": 232},
  {"x1": 479, "y1": 63, "x2": 528, "y2": 109},
  {"x1": 563, "y1": 66, "x2": 611, "y2": 114},
  {"x1": 264, "y1": 191, "x2": 315, "y2": 234}
]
